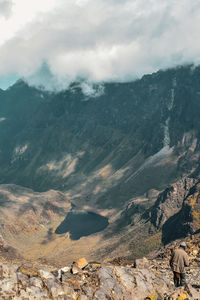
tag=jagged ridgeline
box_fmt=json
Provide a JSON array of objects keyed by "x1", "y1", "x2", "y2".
[
  {"x1": 0, "y1": 65, "x2": 200, "y2": 204},
  {"x1": 0, "y1": 65, "x2": 200, "y2": 263}
]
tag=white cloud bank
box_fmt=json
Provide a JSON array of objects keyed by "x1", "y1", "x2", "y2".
[
  {"x1": 0, "y1": 0, "x2": 200, "y2": 90},
  {"x1": 0, "y1": 0, "x2": 13, "y2": 18}
]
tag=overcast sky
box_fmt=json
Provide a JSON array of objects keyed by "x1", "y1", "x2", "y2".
[{"x1": 0, "y1": 0, "x2": 200, "y2": 90}]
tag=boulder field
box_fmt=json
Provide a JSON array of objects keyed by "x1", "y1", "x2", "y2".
[{"x1": 1, "y1": 234, "x2": 200, "y2": 299}]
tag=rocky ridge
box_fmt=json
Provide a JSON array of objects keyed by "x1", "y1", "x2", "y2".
[
  {"x1": 149, "y1": 177, "x2": 197, "y2": 230},
  {"x1": 1, "y1": 235, "x2": 200, "y2": 300},
  {"x1": 148, "y1": 178, "x2": 200, "y2": 246}
]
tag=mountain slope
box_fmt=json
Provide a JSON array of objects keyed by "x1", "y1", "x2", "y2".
[
  {"x1": 0, "y1": 65, "x2": 200, "y2": 261},
  {"x1": 0, "y1": 66, "x2": 200, "y2": 210}
]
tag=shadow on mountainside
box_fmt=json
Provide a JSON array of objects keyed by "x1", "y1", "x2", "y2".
[{"x1": 161, "y1": 210, "x2": 191, "y2": 245}]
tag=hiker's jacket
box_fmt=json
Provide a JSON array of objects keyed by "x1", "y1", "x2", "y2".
[{"x1": 170, "y1": 248, "x2": 189, "y2": 273}]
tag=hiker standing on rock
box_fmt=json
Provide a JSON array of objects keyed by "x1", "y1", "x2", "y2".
[{"x1": 170, "y1": 242, "x2": 189, "y2": 287}]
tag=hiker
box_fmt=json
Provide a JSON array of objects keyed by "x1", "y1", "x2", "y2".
[{"x1": 170, "y1": 242, "x2": 189, "y2": 287}]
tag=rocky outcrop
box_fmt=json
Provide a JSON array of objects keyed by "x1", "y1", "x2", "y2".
[
  {"x1": 182, "y1": 182, "x2": 200, "y2": 234},
  {"x1": 161, "y1": 181, "x2": 200, "y2": 244},
  {"x1": 144, "y1": 177, "x2": 200, "y2": 245},
  {"x1": 149, "y1": 177, "x2": 197, "y2": 230}
]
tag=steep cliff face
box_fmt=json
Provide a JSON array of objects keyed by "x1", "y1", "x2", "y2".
[
  {"x1": 0, "y1": 66, "x2": 200, "y2": 209},
  {"x1": 161, "y1": 181, "x2": 200, "y2": 244},
  {"x1": 124, "y1": 177, "x2": 200, "y2": 246},
  {"x1": 149, "y1": 177, "x2": 197, "y2": 230},
  {"x1": 184, "y1": 182, "x2": 200, "y2": 233}
]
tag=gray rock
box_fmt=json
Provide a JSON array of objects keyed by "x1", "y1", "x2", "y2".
[
  {"x1": 72, "y1": 265, "x2": 82, "y2": 274},
  {"x1": 50, "y1": 283, "x2": 65, "y2": 298},
  {"x1": 39, "y1": 269, "x2": 55, "y2": 280},
  {"x1": 114, "y1": 266, "x2": 135, "y2": 291},
  {"x1": 21, "y1": 286, "x2": 48, "y2": 299},
  {"x1": 186, "y1": 284, "x2": 200, "y2": 299},
  {"x1": 134, "y1": 257, "x2": 150, "y2": 269},
  {"x1": 29, "y1": 276, "x2": 43, "y2": 289},
  {"x1": 1, "y1": 278, "x2": 16, "y2": 292}
]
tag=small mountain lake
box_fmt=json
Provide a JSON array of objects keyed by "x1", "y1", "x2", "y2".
[{"x1": 55, "y1": 211, "x2": 109, "y2": 240}]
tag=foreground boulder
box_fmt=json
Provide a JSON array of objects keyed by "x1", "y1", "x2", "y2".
[
  {"x1": 74, "y1": 257, "x2": 88, "y2": 269},
  {"x1": 134, "y1": 257, "x2": 150, "y2": 269}
]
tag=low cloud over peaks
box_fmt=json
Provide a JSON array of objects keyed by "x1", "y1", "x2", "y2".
[
  {"x1": 0, "y1": 0, "x2": 13, "y2": 18},
  {"x1": 0, "y1": 0, "x2": 200, "y2": 90}
]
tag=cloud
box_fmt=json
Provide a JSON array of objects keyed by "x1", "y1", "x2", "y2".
[
  {"x1": 0, "y1": 0, "x2": 200, "y2": 90},
  {"x1": 0, "y1": 0, "x2": 13, "y2": 18}
]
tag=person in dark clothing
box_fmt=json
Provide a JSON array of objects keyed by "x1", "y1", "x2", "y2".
[{"x1": 170, "y1": 242, "x2": 189, "y2": 287}]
